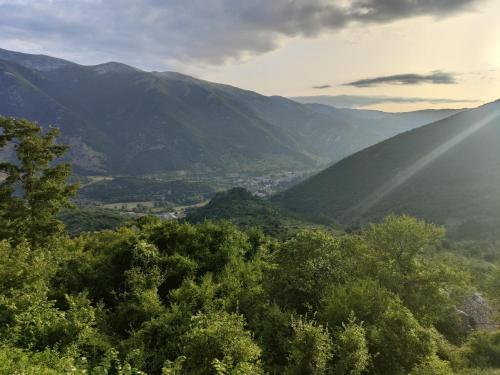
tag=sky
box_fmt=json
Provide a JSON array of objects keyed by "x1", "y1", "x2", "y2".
[{"x1": 0, "y1": 0, "x2": 499, "y2": 111}]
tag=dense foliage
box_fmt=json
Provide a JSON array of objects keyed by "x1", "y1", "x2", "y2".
[
  {"x1": 79, "y1": 177, "x2": 216, "y2": 206},
  {"x1": 61, "y1": 207, "x2": 129, "y2": 235},
  {"x1": 1, "y1": 118, "x2": 499, "y2": 374},
  {"x1": 187, "y1": 187, "x2": 324, "y2": 237},
  {"x1": 0, "y1": 117, "x2": 77, "y2": 245}
]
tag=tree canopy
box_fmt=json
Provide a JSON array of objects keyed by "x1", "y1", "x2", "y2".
[{"x1": 0, "y1": 117, "x2": 77, "y2": 246}]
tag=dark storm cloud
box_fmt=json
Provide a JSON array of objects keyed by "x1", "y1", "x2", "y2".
[
  {"x1": 344, "y1": 72, "x2": 458, "y2": 87},
  {"x1": 312, "y1": 85, "x2": 332, "y2": 89},
  {"x1": 0, "y1": 0, "x2": 482, "y2": 67},
  {"x1": 291, "y1": 95, "x2": 478, "y2": 108}
]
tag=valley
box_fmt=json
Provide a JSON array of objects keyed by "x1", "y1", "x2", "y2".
[{"x1": 70, "y1": 168, "x2": 315, "y2": 229}]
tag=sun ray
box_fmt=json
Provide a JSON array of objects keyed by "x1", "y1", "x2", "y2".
[{"x1": 344, "y1": 107, "x2": 500, "y2": 220}]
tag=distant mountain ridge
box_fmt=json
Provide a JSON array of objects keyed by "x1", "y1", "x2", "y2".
[
  {"x1": 292, "y1": 94, "x2": 473, "y2": 110},
  {"x1": 0, "y1": 48, "x2": 462, "y2": 176},
  {"x1": 274, "y1": 100, "x2": 500, "y2": 239},
  {"x1": 0, "y1": 48, "x2": 75, "y2": 71}
]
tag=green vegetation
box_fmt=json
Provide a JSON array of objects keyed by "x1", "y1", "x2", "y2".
[
  {"x1": 61, "y1": 207, "x2": 129, "y2": 235},
  {"x1": 1, "y1": 118, "x2": 499, "y2": 374},
  {"x1": 0, "y1": 117, "x2": 77, "y2": 245},
  {"x1": 187, "y1": 187, "x2": 325, "y2": 237},
  {"x1": 79, "y1": 177, "x2": 216, "y2": 205},
  {"x1": 274, "y1": 100, "x2": 500, "y2": 239}
]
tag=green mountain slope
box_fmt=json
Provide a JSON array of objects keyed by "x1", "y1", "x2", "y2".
[
  {"x1": 274, "y1": 100, "x2": 500, "y2": 238},
  {"x1": 187, "y1": 188, "x2": 322, "y2": 237},
  {"x1": 0, "y1": 48, "x2": 461, "y2": 176}
]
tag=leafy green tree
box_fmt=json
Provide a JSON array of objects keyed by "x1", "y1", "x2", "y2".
[
  {"x1": 332, "y1": 318, "x2": 370, "y2": 375},
  {"x1": 0, "y1": 345, "x2": 81, "y2": 375},
  {"x1": 0, "y1": 240, "x2": 111, "y2": 367},
  {"x1": 319, "y1": 279, "x2": 395, "y2": 328},
  {"x1": 364, "y1": 215, "x2": 445, "y2": 278},
  {"x1": 216, "y1": 253, "x2": 268, "y2": 325},
  {"x1": 0, "y1": 117, "x2": 77, "y2": 246},
  {"x1": 364, "y1": 215, "x2": 466, "y2": 324},
  {"x1": 266, "y1": 230, "x2": 345, "y2": 312},
  {"x1": 370, "y1": 300, "x2": 436, "y2": 374},
  {"x1": 179, "y1": 310, "x2": 263, "y2": 375},
  {"x1": 147, "y1": 220, "x2": 251, "y2": 276},
  {"x1": 465, "y1": 331, "x2": 500, "y2": 369},
  {"x1": 285, "y1": 317, "x2": 332, "y2": 375},
  {"x1": 124, "y1": 306, "x2": 192, "y2": 374},
  {"x1": 113, "y1": 240, "x2": 165, "y2": 333},
  {"x1": 162, "y1": 356, "x2": 186, "y2": 375},
  {"x1": 253, "y1": 303, "x2": 292, "y2": 374},
  {"x1": 409, "y1": 355, "x2": 453, "y2": 375}
]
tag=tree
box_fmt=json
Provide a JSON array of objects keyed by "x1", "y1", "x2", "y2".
[
  {"x1": 0, "y1": 117, "x2": 77, "y2": 246},
  {"x1": 409, "y1": 356, "x2": 453, "y2": 375},
  {"x1": 266, "y1": 230, "x2": 345, "y2": 312},
  {"x1": 285, "y1": 317, "x2": 332, "y2": 375},
  {"x1": 364, "y1": 215, "x2": 465, "y2": 324},
  {"x1": 370, "y1": 300, "x2": 436, "y2": 374},
  {"x1": 332, "y1": 318, "x2": 370, "y2": 375},
  {"x1": 319, "y1": 279, "x2": 395, "y2": 328},
  {"x1": 179, "y1": 310, "x2": 263, "y2": 375},
  {"x1": 465, "y1": 331, "x2": 500, "y2": 369}
]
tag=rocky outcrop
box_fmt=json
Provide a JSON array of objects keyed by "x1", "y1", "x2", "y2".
[{"x1": 460, "y1": 293, "x2": 497, "y2": 331}]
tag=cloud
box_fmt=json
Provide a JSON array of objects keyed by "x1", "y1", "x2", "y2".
[
  {"x1": 312, "y1": 84, "x2": 332, "y2": 89},
  {"x1": 344, "y1": 72, "x2": 457, "y2": 87},
  {"x1": 291, "y1": 95, "x2": 478, "y2": 108},
  {"x1": 0, "y1": 0, "x2": 482, "y2": 68}
]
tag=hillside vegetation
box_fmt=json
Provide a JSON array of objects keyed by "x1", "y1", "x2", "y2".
[
  {"x1": 1, "y1": 116, "x2": 500, "y2": 375},
  {"x1": 274, "y1": 100, "x2": 500, "y2": 239},
  {"x1": 61, "y1": 207, "x2": 129, "y2": 235},
  {"x1": 78, "y1": 177, "x2": 217, "y2": 205},
  {"x1": 187, "y1": 188, "x2": 324, "y2": 237}
]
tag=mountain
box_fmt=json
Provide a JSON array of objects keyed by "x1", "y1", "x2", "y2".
[
  {"x1": 292, "y1": 94, "x2": 471, "y2": 111},
  {"x1": 0, "y1": 48, "x2": 460, "y2": 176},
  {"x1": 273, "y1": 100, "x2": 500, "y2": 238},
  {"x1": 299, "y1": 103, "x2": 462, "y2": 160}
]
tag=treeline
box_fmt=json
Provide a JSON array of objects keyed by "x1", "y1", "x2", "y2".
[
  {"x1": 78, "y1": 177, "x2": 216, "y2": 206},
  {"x1": 1, "y1": 117, "x2": 500, "y2": 374},
  {"x1": 186, "y1": 188, "x2": 321, "y2": 238}
]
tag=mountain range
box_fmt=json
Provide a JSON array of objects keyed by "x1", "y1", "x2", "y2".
[
  {"x1": 0, "y1": 48, "x2": 461, "y2": 176},
  {"x1": 274, "y1": 100, "x2": 500, "y2": 238}
]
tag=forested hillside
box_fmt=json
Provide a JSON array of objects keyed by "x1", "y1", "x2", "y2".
[
  {"x1": 0, "y1": 48, "x2": 460, "y2": 176},
  {"x1": 186, "y1": 188, "x2": 323, "y2": 237},
  {"x1": 1, "y1": 117, "x2": 499, "y2": 374},
  {"x1": 274, "y1": 100, "x2": 500, "y2": 239},
  {"x1": 78, "y1": 177, "x2": 217, "y2": 205}
]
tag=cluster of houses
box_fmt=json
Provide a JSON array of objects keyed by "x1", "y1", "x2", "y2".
[{"x1": 230, "y1": 170, "x2": 311, "y2": 197}]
